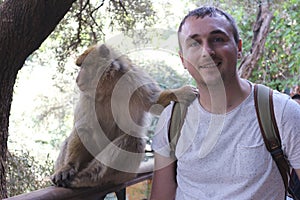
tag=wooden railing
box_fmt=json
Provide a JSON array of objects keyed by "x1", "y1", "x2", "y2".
[{"x1": 4, "y1": 171, "x2": 152, "y2": 200}]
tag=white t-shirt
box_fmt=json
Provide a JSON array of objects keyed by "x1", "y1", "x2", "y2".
[{"x1": 152, "y1": 84, "x2": 300, "y2": 200}]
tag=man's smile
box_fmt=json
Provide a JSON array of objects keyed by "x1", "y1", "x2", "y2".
[{"x1": 198, "y1": 61, "x2": 221, "y2": 69}]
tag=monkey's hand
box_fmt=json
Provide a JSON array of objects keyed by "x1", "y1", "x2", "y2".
[
  {"x1": 157, "y1": 85, "x2": 198, "y2": 107},
  {"x1": 150, "y1": 85, "x2": 198, "y2": 115},
  {"x1": 171, "y1": 85, "x2": 198, "y2": 105},
  {"x1": 51, "y1": 164, "x2": 78, "y2": 188}
]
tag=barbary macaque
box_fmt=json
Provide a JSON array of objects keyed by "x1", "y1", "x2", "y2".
[{"x1": 51, "y1": 44, "x2": 197, "y2": 188}]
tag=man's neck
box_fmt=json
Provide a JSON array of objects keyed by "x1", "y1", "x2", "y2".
[{"x1": 197, "y1": 79, "x2": 251, "y2": 114}]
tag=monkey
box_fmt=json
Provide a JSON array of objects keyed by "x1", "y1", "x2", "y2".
[{"x1": 51, "y1": 44, "x2": 197, "y2": 188}]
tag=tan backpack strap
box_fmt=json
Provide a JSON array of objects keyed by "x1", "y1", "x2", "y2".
[
  {"x1": 254, "y1": 84, "x2": 281, "y2": 150},
  {"x1": 254, "y1": 84, "x2": 290, "y2": 192},
  {"x1": 168, "y1": 102, "x2": 188, "y2": 159}
]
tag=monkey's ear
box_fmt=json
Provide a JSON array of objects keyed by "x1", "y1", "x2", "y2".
[
  {"x1": 76, "y1": 46, "x2": 96, "y2": 66},
  {"x1": 98, "y1": 44, "x2": 110, "y2": 58}
]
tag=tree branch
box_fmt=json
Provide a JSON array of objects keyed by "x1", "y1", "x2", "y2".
[
  {"x1": 118, "y1": 0, "x2": 128, "y2": 15},
  {"x1": 238, "y1": 2, "x2": 273, "y2": 79}
]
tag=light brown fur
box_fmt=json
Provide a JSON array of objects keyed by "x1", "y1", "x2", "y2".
[{"x1": 51, "y1": 44, "x2": 197, "y2": 188}]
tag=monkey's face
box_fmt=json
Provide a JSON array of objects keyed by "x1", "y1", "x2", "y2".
[{"x1": 75, "y1": 44, "x2": 114, "y2": 92}]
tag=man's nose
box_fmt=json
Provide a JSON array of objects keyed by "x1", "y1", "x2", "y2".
[{"x1": 201, "y1": 42, "x2": 215, "y2": 57}]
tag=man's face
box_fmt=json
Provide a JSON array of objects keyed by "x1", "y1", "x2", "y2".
[{"x1": 179, "y1": 14, "x2": 242, "y2": 87}]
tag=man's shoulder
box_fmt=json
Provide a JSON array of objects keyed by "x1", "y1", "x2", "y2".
[
  {"x1": 272, "y1": 89, "x2": 291, "y2": 111},
  {"x1": 272, "y1": 89, "x2": 300, "y2": 125},
  {"x1": 273, "y1": 89, "x2": 290, "y2": 101}
]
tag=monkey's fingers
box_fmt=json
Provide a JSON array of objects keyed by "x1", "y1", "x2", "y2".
[
  {"x1": 172, "y1": 85, "x2": 198, "y2": 106},
  {"x1": 51, "y1": 165, "x2": 77, "y2": 188}
]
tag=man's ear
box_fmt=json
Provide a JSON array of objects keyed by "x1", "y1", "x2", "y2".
[
  {"x1": 237, "y1": 39, "x2": 243, "y2": 59},
  {"x1": 179, "y1": 50, "x2": 187, "y2": 69}
]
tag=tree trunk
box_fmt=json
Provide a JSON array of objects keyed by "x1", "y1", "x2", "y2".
[
  {"x1": 238, "y1": 3, "x2": 273, "y2": 78},
  {"x1": 0, "y1": 0, "x2": 76, "y2": 198}
]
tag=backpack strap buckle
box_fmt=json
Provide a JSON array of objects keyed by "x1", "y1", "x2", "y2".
[{"x1": 270, "y1": 147, "x2": 284, "y2": 160}]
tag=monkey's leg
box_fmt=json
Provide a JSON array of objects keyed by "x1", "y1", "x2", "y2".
[
  {"x1": 68, "y1": 134, "x2": 146, "y2": 188},
  {"x1": 51, "y1": 129, "x2": 94, "y2": 187}
]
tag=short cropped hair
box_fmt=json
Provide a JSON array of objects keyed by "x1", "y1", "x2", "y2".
[{"x1": 177, "y1": 6, "x2": 240, "y2": 51}]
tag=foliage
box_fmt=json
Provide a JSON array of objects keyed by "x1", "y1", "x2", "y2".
[
  {"x1": 217, "y1": 0, "x2": 299, "y2": 91},
  {"x1": 49, "y1": 0, "x2": 156, "y2": 69},
  {"x1": 6, "y1": 150, "x2": 54, "y2": 197},
  {"x1": 38, "y1": 0, "x2": 300, "y2": 89},
  {"x1": 187, "y1": 0, "x2": 299, "y2": 90},
  {"x1": 253, "y1": 1, "x2": 300, "y2": 91}
]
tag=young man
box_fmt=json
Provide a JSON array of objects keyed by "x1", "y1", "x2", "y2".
[{"x1": 150, "y1": 6, "x2": 300, "y2": 200}]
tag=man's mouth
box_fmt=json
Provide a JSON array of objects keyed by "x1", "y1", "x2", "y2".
[{"x1": 199, "y1": 62, "x2": 221, "y2": 69}]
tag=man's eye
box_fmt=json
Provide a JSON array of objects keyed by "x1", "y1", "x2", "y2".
[
  {"x1": 213, "y1": 37, "x2": 224, "y2": 42},
  {"x1": 190, "y1": 41, "x2": 199, "y2": 47}
]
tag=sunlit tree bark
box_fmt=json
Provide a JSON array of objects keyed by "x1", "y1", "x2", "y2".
[
  {"x1": 0, "y1": 0, "x2": 76, "y2": 197},
  {"x1": 238, "y1": 2, "x2": 273, "y2": 79}
]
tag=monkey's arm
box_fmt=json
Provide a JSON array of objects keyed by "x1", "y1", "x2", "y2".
[{"x1": 157, "y1": 85, "x2": 198, "y2": 107}]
